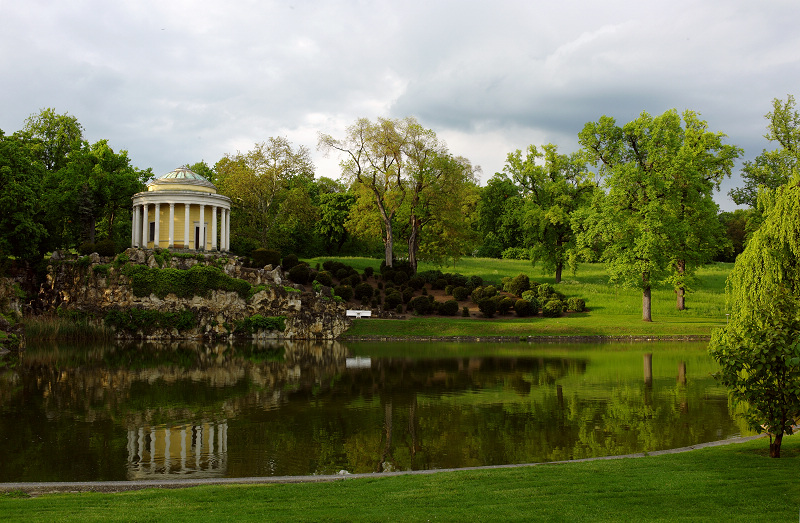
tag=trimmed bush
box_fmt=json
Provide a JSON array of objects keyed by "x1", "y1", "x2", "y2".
[
  {"x1": 521, "y1": 290, "x2": 537, "y2": 302},
  {"x1": 384, "y1": 291, "x2": 403, "y2": 310},
  {"x1": 432, "y1": 278, "x2": 448, "y2": 291},
  {"x1": 333, "y1": 284, "x2": 354, "y2": 302},
  {"x1": 542, "y1": 299, "x2": 565, "y2": 318},
  {"x1": 394, "y1": 271, "x2": 409, "y2": 285},
  {"x1": 354, "y1": 282, "x2": 374, "y2": 302},
  {"x1": 467, "y1": 275, "x2": 483, "y2": 290},
  {"x1": 452, "y1": 286, "x2": 470, "y2": 301},
  {"x1": 288, "y1": 263, "x2": 311, "y2": 284},
  {"x1": 408, "y1": 276, "x2": 425, "y2": 290},
  {"x1": 402, "y1": 287, "x2": 414, "y2": 304},
  {"x1": 514, "y1": 299, "x2": 537, "y2": 317},
  {"x1": 251, "y1": 248, "x2": 281, "y2": 268},
  {"x1": 462, "y1": 306, "x2": 470, "y2": 317},
  {"x1": 538, "y1": 283, "x2": 555, "y2": 300},
  {"x1": 439, "y1": 299, "x2": 459, "y2": 316},
  {"x1": 478, "y1": 298, "x2": 496, "y2": 318},
  {"x1": 281, "y1": 253, "x2": 300, "y2": 271},
  {"x1": 501, "y1": 247, "x2": 530, "y2": 260},
  {"x1": 314, "y1": 271, "x2": 333, "y2": 287},
  {"x1": 567, "y1": 297, "x2": 586, "y2": 312},
  {"x1": 95, "y1": 239, "x2": 117, "y2": 257},
  {"x1": 496, "y1": 296, "x2": 515, "y2": 315},
  {"x1": 504, "y1": 274, "x2": 531, "y2": 297},
  {"x1": 363, "y1": 266, "x2": 374, "y2": 278},
  {"x1": 408, "y1": 295, "x2": 432, "y2": 315}
]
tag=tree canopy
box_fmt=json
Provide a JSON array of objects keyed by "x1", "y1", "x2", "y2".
[{"x1": 709, "y1": 177, "x2": 800, "y2": 457}]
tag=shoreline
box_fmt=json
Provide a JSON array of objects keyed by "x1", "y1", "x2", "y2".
[{"x1": 340, "y1": 334, "x2": 712, "y2": 343}]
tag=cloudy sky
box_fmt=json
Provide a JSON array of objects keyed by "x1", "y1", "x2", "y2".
[{"x1": 2, "y1": 0, "x2": 799, "y2": 210}]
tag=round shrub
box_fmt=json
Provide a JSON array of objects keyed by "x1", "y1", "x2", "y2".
[
  {"x1": 447, "y1": 273, "x2": 468, "y2": 288},
  {"x1": 467, "y1": 275, "x2": 483, "y2": 290},
  {"x1": 251, "y1": 248, "x2": 281, "y2": 268},
  {"x1": 521, "y1": 290, "x2": 537, "y2": 302},
  {"x1": 537, "y1": 283, "x2": 554, "y2": 300},
  {"x1": 462, "y1": 306, "x2": 470, "y2": 317},
  {"x1": 452, "y1": 286, "x2": 470, "y2": 301},
  {"x1": 354, "y1": 282, "x2": 374, "y2": 302},
  {"x1": 432, "y1": 278, "x2": 448, "y2": 291},
  {"x1": 281, "y1": 253, "x2": 300, "y2": 271},
  {"x1": 335, "y1": 268, "x2": 350, "y2": 281},
  {"x1": 322, "y1": 260, "x2": 336, "y2": 272},
  {"x1": 78, "y1": 241, "x2": 95, "y2": 255},
  {"x1": 382, "y1": 270, "x2": 396, "y2": 283},
  {"x1": 408, "y1": 295, "x2": 432, "y2": 315},
  {"x1": 542, "y1": 299, "x2": 565, "y2": 318},
  {"x1": 445, "y1": 285, "x2": 454, "y2": 296},
  {"x1": 384, "y1": 291, "x2": 403, "y2": 310},
  {"x1": 478, "y1": 298, "x2": 496, "y2": 318},
  {"x1": 347, "y1": 274, "x2": 362, "y2": 287},
  {"x1": 288, "y1": 263, "x2": 311, "y2": 284},
  {"x1": 567, "y1": 297, "x2": 586, "y2": 312},
  {"x1": 314, "y1": 271, "x2": 333, "y2": 287},
  {"x1": 394, "y1": 271, "x2": 409, "y2": 285},
  {"x1": 334, "y1": 284, "x2": 354, "y2": 302},
  {"x1": 496, "y1": 296, "x2": 515, "y2": 315},
  {"x1": 439, "y1": 299, "x2": 459, "y2": 316},
  {"x1": 95, "y1": 239, "x2": 117, "y2": 257},
  {"x1": 402, "y1": 287, "x2": 414, "y2": 304},
  {"x1": 363, "y1": 266, "x2": 374, "y2": 278},
  {"x1": 396, "y1": 304, "x2": 404, "y2": 314},
  {"x1": 504, "y1": 274, "x2": 531, "y2": 297},
  {"x1": 514, "y1": 299, "x2": 537, "y2": 317},
  {"x1": 408, "y1": 276, "x2": 425, "y2": 290}
]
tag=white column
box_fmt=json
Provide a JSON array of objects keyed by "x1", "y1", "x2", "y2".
[
  {"x1": 184, "y1": 203, "x2": 191, "y2": 250},
  {"x1": 141, "y1": 203, "x2": 149, "y2": 248},
  {"x1": 131, "y1": 204, "x2": 138, "y2": 247},
  {"x1": 168, "y1": 203, "x2": 175, "y2": 248},
  {"x1": 154, "y1": 203, "x2": 161, "y2": 248},
  {"x1": 224, "y1": 208, "x2": 230, "y2": 251},
  {"x1": 199, "y1": 204, "x2": 206, "y2": 250},
  {"x1": 211, "y1": 205, "x2": 218, "y2": 251}
]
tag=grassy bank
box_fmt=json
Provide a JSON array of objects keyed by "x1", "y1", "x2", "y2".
[
  {"x1": 304, "y1": 257, "x2": 731, "y2": 338},
  {"x1": 2, "y1": 436, "x2": 797, "y2": 521}
]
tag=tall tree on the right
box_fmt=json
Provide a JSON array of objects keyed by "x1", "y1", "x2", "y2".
[{"x1": 578, "y1": 109, "x2": 740, "y2": 320}]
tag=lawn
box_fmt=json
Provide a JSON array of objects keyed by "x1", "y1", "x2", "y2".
[
  {"x1": 2, "y1": 435, "x2": 797, "y2": 522},
  {"x1": 304, "y1": 257, "x2": 733, "y2": 338}
]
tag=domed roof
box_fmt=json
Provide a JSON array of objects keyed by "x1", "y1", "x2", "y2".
[{"x1": 147, "y1": 166, "x2": 217, "y2": 191}]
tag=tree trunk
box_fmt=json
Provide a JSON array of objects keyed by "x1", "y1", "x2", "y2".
[
  {"x1": 676, "y1": 259, "x2": 686, "y2": 310},
  {"x1": 642, "y1": 273, "x2": 652, "y2": 322},
  {"x1": 407, "y1": 215, "x2": 420, "y2": 274},
  {"x1": 384, "y1": 221, "x2": 394, "y2": 268},
  {"x1": 770, "y1": 432, "x2": 783, "y2": 458},
  {"x1": 555, "y1": 263, "x2": 563, "y2": 284}
]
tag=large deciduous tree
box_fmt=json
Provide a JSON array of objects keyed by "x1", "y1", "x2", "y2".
[
  {"x1": 709, "y1": 178, "x2": 800, "y2": 458},
  {"x1": 729, "y1": 95, "x2": 800, "y2": 209},
  {"x1": 578, "y1": 109, "x2": 739, "y2": 320},
  {"x1": 504, "y1": 144, "x2": 595, "y2": 283},
  {"x1": 215, "y1": 137, "x2": 316, "y2": 254}
]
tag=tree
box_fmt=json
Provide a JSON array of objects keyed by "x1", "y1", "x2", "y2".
[
  {"x1": 22, "y1": 108, "x2": 84, "y2": 172},
  {"x1": 504, "y1": 144, "x2": 595, "y2": 283},
  {"x1": 709, "y1": 178, "x2": 800, "y2": 457},
  {"x1": 729, "y1": 95, "x2": 800, "y2": 208},
  {"x1": 474, "y1": 174, "x2": 524, "y2": 257},
  {"x1": 320, "y1": 117, "x2": 472, "y2": 270},
  {"x1": 578, "y1": 109, "x2": 739, "y2": 320},
  {"x1": 215, "y1": 137, "x2": 316, "y2": 253},
  {"x1": 0, "y1": 130, "x2": 48, "y2": 263}
]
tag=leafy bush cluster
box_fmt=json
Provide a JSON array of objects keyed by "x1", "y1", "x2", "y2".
[
  {"x1": 234, "y1": 314, "x2": 286, "y2": 334},
  {"x1": 122, "y1": 264, "x2": 251, "y2": 299},
  {"x1": 78, "y1": 238, "x2": 117, "y2": 257},
  {"x1": 104, "y1": 308, "x2": 197, "y2": 333}
]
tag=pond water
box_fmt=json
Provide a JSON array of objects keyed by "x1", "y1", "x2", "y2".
[{"x1": 0, "y1": 340, "x2": 747, "y2": 482}]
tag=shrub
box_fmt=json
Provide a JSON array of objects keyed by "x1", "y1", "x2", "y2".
[
  {"x1": 92, "y1": 264, "x2": 110, "y2": 276},
  {"x1": 335, "y1": 268, "x2": 351, "y2": 281},
  {"x1": 501, "y1": 247, "x2": 530, "y2": 260},
  {"x1": 394, "y1": 271, "x2": 409, "y2": 285},
  {"x1": 95, "y1": 239, "x2": 117, "y2": 257},
  {"x1": 452, "y1": 286, "x2": 470, "y2": 301},
  {"x1": 567, "y1": 297, "x2": 586, "y2": 312},
  {"x1": 354, "y1": 282, "x2": 374, "y2": 302},
  {"x1": 514, "y1": 298, "x2": 536, "y2": 317},
  {"x1": 408, "y1": 295, "x2": 432, "y2": 315},
  {"x1": 478, "y1": 298, "x2": 496, "y2": 318},
  {"x1": 122, "y1": 264, "x2": 251, "y2": 299},
  {"x1": 333, "y1": 284, "x2": 354, "y2": 302},
  {"x1": 408, "y1": 276, "x2": 425, "y2": 290},
  {"x1": 521, "y1": 290, "x2": 537, "y2": 302},
  {"x1": 439, "y1": 299, "x2": 459, "y2": 316},
  {"x1": 444, "y1": 285, "x2": 454, "y2": 296},
  {"x1": 251, "y1": 248, "x2": 281, "y2": 268},
  {"x1": 288, "y1": 263, "x2": 311, "y2": 284},
  {"x1": 235, "y1": 314, "x2": 286, "y2": 334},
  {"x1": 384, "y1": 291, "x2": 403, "y2": 310},
  {"x1": 432, "y1": 278, "x2": 448, "y2": 291},
  {"x1": 496, "y1": 296, "x2": 515, "y2": 315},
  {"x1": 538, "y1": 283, "x2": 555, "y2": 300},
  {"x1": 402, "y1": 287, "x2": 414, "y2": 304},
  {"x1": 446, "y1": 273, "x2": 468, "y2": 288},
  {"x1": 542, "y1": 299, "x2": 565, "y2": 317},
  {"x1": 363, "y1": 266, "x2": 374, "y2": 278},
  {"x1": 504, "y1": 274, "x2": 531, "y2": 297},
  {"x1": 314, "y1": 271, "x2": 333, "y2": 287},
  {"x1": 471, "y1": 285, "x2": 497, "y2": 303},
  {"x1": 281, "y1": 254, "x2": 300, "y2": 271},
  {"x1": 467, "y1": 275, "x2": 483, "y2": 290},
  {"x1": 462, "y1": 306, "x2": 470, "y2": 317}
]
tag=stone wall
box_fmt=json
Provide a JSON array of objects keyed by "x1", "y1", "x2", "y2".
[{"x1": 38, "y1": 248, "x2": 351, "y2": 340}]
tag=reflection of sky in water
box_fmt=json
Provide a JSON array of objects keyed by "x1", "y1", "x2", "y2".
[{"x1": 0, "y1": 341, "x2": 748, "y2": 481}]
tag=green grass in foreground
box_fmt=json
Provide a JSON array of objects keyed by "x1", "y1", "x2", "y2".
[{"x1": 2, "y1": 436, "x2": 798, "y2": 522}]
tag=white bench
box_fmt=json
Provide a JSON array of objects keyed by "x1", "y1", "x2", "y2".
[{"x1": 346, "y1": 310, "x2": 372, "y2": 319}]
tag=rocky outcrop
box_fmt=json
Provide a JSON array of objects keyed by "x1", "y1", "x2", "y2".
[{"x1": 38, "y1": 248, "x2": 351, "y2": 341}]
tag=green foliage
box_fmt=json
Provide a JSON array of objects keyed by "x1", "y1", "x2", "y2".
[
  {"x1": 439, "y1": 299, "x2": 459, "y2": 316},
  {"x1": 353, "y1": 282, "x2": 374, "y2": 302},
  {"x1": 91, "y1": 264, "x2": 110, "y2": 276},
  {"x1": 542, "y1": 299, "x2": 565, "y2": 317},
  {"x1": 501, "y1": 247, "x2": 529, "y2": 260},
  {"x1": 710, "y1": 178, "x2": 800, "y2": 457},
  {"x1": 235, "y1": 314, "x2": 286, "y2": 334},
  {"x1": 104, "y1": 308, "x2": 197, "y2": 333},
  {"x1": 122, "y1": 264, "x2": 251, "y2": 299},
  {"x1": 408, "y1": 295, "x2": 432, "y2": 315},
  {"x1": 495, "y1": 296, "x2": 514, "y2": 315},
  {"x1": 384, "y1": 291, "x2": 403, "y2": 310},
  {"x1": 478, "y1": 298, "x2": 496, "y2": 318},
  {"x1": 314, "y1": 271, "x2": 333, "y2": 287},
  {"x1": 333, "y1": 284, "x2": 353, "y2": 302},
  {"x1": 282, "y1": 253, "x2": 300, "y2": 271},
  {"x1": 567, "y1": 297, "x2": 586, "y2": 312},
  {"x1": 250, "y1": 248, "x2": 281, "y2": 268},
  {"x1": 76, "y1": 255, "x2": 92, "y2": 268},
  {"x1": 503, "y1": 273, "x2": 531, "y2": 297},
  {"x1": 288, "y1": 263, "x2": 310, "y2": 284},
  {"x1": 514, "y1": 298, "x2": 537, "y2": 317}
]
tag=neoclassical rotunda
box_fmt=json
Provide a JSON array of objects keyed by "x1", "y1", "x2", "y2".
[{"x1": 131, "y1": 167, "x2": 231, "y2": 251}]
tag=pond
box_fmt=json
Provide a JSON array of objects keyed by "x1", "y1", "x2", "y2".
[{"x1": 0, "y1": 340, "x2": 747, "y2": 482}]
